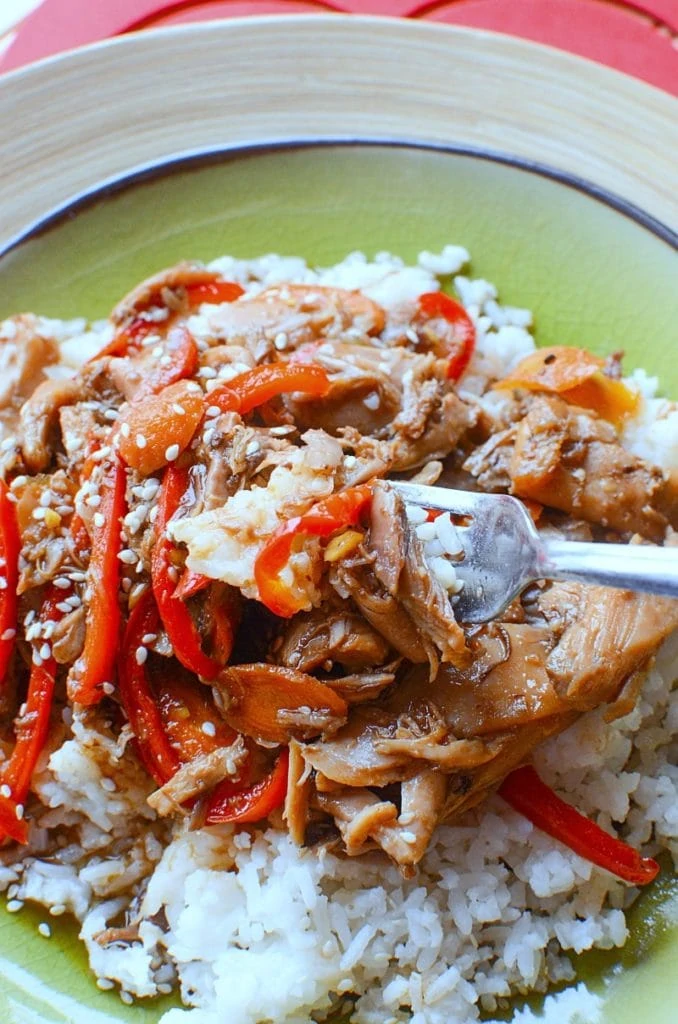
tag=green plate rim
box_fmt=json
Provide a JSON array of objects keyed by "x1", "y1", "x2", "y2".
[{"x1": 1, "y1": 137, "x2": 676, "y2": 262}]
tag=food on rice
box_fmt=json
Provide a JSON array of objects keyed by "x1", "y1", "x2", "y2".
[{"x1": 0, "y1": 246, "x2": 677, "y2": 1023}]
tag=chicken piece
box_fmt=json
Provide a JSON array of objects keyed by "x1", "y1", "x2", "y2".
[
  {"x1": 283, "y1": 739, "x2": 312, "y2": 845},
  {"x1": 0, "y1": 316, "x2": 60, "y2": 436},
  {"x1": 546, "y1": 584, "x2": 678, "y2": 710},
  {"x1": 330, "y1": 560, "x2": 437, "y2": 668},
  {"x1": 389, "y1": 391, "x2": 478, "y2": 472},
  {"x1": 206, "y1": 285, "x2": 384, "y2": 365},
  {"x1": 462, "y1": 426, "x2": 516, "y2": 491},
  {"x1": 302, "y1": 707, "x2": 419, "y2": 788},
  {"x1": 19, "y1": 378, "x2": 84, "y2": 472},
  {"x1": 368, "y1": 482, "x2": 467, "y2": 669},
  {"x1": 50, "y1": 605, "x2": 86, "y2": 664},
  {"x1": 275, "y1": 605, "x2": 391, "y2": 673},
  {"x1": 59, "y1": 404, "x2": 99, "y2": 463},
  {"x1": 111, "y1": 262, "x2": 217, "y2": 325},
  {"x1": 508, "y1": 396, "x2": 678, "y2": 541},
  {"x1": 147, "y1": 738, "x2": 247, "y2": 816},
  {"x1": 325, "y1": 666, "x2": 399, "y2": 704}
]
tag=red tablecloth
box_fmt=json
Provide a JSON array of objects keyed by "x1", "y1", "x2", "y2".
[{"x1": 1, "y1": 0, "x2": 677, "y2": 95}]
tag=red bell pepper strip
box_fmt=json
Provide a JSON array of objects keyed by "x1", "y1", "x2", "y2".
[
  {"x1": 0, "y1": 479, "x2": 20, "y2": 687},
  {"x1": 89, "y1": 316, "x2": 157, "y2": 362},
  {"x1": 417, "y1": 292, "x2": 476, "y2": 382},
  {"x1": 0, "y1": 586, "x2": 65, "y2": 844},
  {"x1": 132, "y1": 326, "x2": 199, "y2": 402},
  {"x1": 185, "y1": 281, "x2": 244, "y2": 307},
  {"x1": 205, "y1": 745, "x2": 289, "y2": 825},
  {"x1": 68, "y1": 456, "x2": 127, "y2": 706},
  {"x1": 499, "y1": 764, "x2": 659, "y2": 886},
  {"x1": 210, "y1": 363, "x2": 331, "y2": 417},
  {"x1": 152, "y1": 466, "x2": 225, "y2": 680},
  {"x1": 173, "y1": 566, "x2": 211, "y2": 602},
  {"x1": 118, "y1": 591, "x2": 180, "y2": 787},
  {"x1": 254, "y1": 484, "x2": 373, "y2": 618}
]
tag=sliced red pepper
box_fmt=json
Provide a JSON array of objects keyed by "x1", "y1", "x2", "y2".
[
  {"x1": 0, "y1": 586, "x2": 65, "y2": 843},
  {"x1": 174, "y1": 567, "x2": 211, "y2": 602},
  {"x1": 499, "y1": 764, "x2": 659, "y2": 886},
  {"x1": 205, "y1": 745, "x2": 289, "y2": 825},
  {"x1": 157, "y1": 675, "x2": 237, "y2": 763},
  {"x1": 0, "y1": 479, "x2": 20, "y2": 687},
  {"x1": 68, "y1": 456, "x2": 126, "y2": 706},
  {"x1": 89, "y1": 316, "x2": 157, "y2": 362},
  {"x1": 118, "y1": 591, "x2": 180, "y2": 787},
  {"x1": 185, "y1": 281, "x2": 245, "y2": 307},
  {"x1": 132, "y1": 326, "x2": 199, "y2": 402},
  {"x1": 254, "y1": 484, "x2": 373, "y2": 618},
  {"x1": 210, "y1": 363, "x2": 331, "y2": 416},
  {"x1": 417, "y1": 291, "x2": 476, "y2": 382},
  {"x1": 152, "y1": 466, "x2": 227, "y2": 679}
]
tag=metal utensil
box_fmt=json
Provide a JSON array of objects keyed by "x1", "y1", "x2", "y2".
[{"x1": 390, "y1": 481, "x2": 678, "y2": 623}]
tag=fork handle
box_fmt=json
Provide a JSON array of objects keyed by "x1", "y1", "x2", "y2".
[{"x1": 541, "y1": 540, "x2": 678, "y2": 600}]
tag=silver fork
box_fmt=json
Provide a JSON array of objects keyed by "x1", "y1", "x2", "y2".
[{"x1": 390, "y1": 481, "x2": 678, "y2": 623}]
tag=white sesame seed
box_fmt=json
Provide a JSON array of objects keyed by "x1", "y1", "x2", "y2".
[
  {"x1": 86, "y1": 494, "x2": 102, "y2": 508},
  {"x1": 93, "y1": 512, "x2": 105, "y2": 528},
  {"x1": 118, "y1": 549, "x2": 137, "y2": 565},
  {"x1": 159, "y1": 355, "x2": 172, "y2": 367},
  {"x1": 38, "y1": 922, "x2": 51, "y2": 938},
  {"x1": 274, "y1": 331, "x2": 288, "y2": 351},
  {"x1": 52, "y1": 578, "x2": 71, "y2": 590},
  {"x1": 142, "y1": 633, "x2": 157, "y2": 644},
  {"x1": 10, "y1": 475, "x2": 27, "y2": 489},
  {"x1": 68, "y1": 571, "x2": 87, "y2": 582},
  {"x1": 0, "y1": 628, "x2": 15, "y2": 641},
  {"x1": 120, "y1": 422, "x2": 131, "y2": 438},
  {"x1": 5, "y1": 493, "x2": 17, "y2": 504},
  {"x1": 135, "y1": 434, "x2": 147, "y2": 449},
  {"x1": 205, "y1": 405, "x2": 221, "y2": 418},
  {"x1": 55, "y1": 602, "x2": 72, "y2": 614},
  {"x1": 0, "y1": 784, "x2": 11, "y2": 799},
  {"x1": 15, "y1": 804, "x2": 24, "y2": 820},
  {"x1": 6, "y1": 900, "x2": 24, "y2": 913},
  {"x1": 186, "y1": 381, "x2": 202, "y2": 393},
  {"x1": 343, "y1": 455, "x2": 357, "y2": 469},
  {"x1": 101, "y1": 777, "x2": 117, "y2": 792},
  {"x1": 103, "y1": 408, "x2": 119, "y2": 421},
  {"x1": 97, "y1": 978, "x2": 115, "y2": 991},
  {"x1": 152, "y1": 345, "x2": 163, "y2": 358},
  {"x1": 201, "y1": 721, "x2": 217, "y2": 737},
  {"x1": 39, "y1": 491, "x2": 52, "y2": 507},
  {"x1": 102, "y1": 682, "x2": 115, "y2": 695},
  {"x1": 135, "y1": 646, "x2": 148, "y2": 666},
  {"x1": 198, "y1": 366, "x2": 217, "y2": 379},
  {"x1": 49, "y1": 903, "x2": 66, "y2": 916},
  {"x1": 171, "y1": 403, "x2": 186, "y2": 415},
  {"x1": 32, "y1": 508, "x2": 47, "y2": 521},
  {"x1": 39, "y1": 643, "x2": 51, "y2": 661},
  {"x1": 363, "y1": 391, "x2": 381, "y2": 410},
  {"x1": 0, "y1": 578, "x2": 7, "y2": 591},
  {"x1": 32, "y1": 651, "x2": 43, "y2": 667},
  {"x1": 245, "y1": 441, "x2": 260, "y2": 456},
  {"x1": 120, "y1": 991, "x2": 134, "y2": 1005},
  {"x1": 165, "y1": 444, "x2": 180, "y2": 462},
  {"x1": 400, "y1": 830, "x2": 417, "y2": 844},
  {"x1": 202, "y1": 428, "x2": 215, "y2": 446}
]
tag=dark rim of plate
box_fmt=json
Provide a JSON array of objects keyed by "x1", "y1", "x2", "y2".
[{"x1": 1, "y1": 137, "x2": 677, "y2": 259}]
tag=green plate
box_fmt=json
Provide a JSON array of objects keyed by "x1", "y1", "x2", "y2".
[{"x1": 0, "y1": 142, "x2": 677, "y2": 1024}]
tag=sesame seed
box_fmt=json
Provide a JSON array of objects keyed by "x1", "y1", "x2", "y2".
[
  {"x1": 97, "y1": 978, "x2": 115, "y2": 991},
  {"x1": 274, "y1": 332, "x2": 288, "y2": 351},
  {"x1": 0, "y1": 578, "x2": 7, "y2": 591},
  {"x1": 32, "y1": 507, "x2": 47, "y2": 521},
  {"x1": 39, "y1": 491, "x2": 52, "y2": 508},
  {"x1": 102, "y1": 682, "x2": 115, "y2": 695},
  {"x1": 38, "y1": 922, "x2": 51, "y2": 938},
  {"x1": 101, "y1": 777, "x2": 117, "y2": 792},
  {"x1": 157, "y1": 983, "x2": 173, "y2": 996},
  {"x1": 202, "y1": 428, "x2": 215, "y2": 446},
  {"x1": 52, "y1": 578, "x2": 72, "y2": 590},
  {"x1": 5, "y1": 493, "x2": 18, "y2": 505},
  {"x1": 142, "y1": 633, "x2": 157, "y2": 644},
  {"x1": 120, "y1": 422, "x2": 131, "y2": 438},
  {"x1": 165, "y1": 444, "x2": 180, "y2": 462},
  {"x1": 49, "y1": 904, "x2": 66, "y2": 916},
  {"x1": 198, "y1": 366, "x2": 217, "y2": 379},
  {"x1": 159, "y1": 355, "x2": 172, "y2": 367},
  {"x1": 205, "y1": 405, "x2": 221, "y2": 418},
  {"x1": 68, "y1": 571, "x2": 87, "y2": 582},
  {"x1": 400, "y1": 830, "x2": 417, "y2": 844},
  {"x1": 118, "y1": 549, "x2": 137, "y2": 565},
  {"x1": 103, "y1": 408, "x2": 118, "y2": 421},
  {"x1": 135, "y1": 646, "x2": 148, "y2": 666},
  {"x1": 39, "y1": 643, "x2": 51, "y2": 661},
  {"x1": 10, "y1": 475, "x2": 27, "y2": 489},
  {"x1": 186, "y1": 381, "x2": 202, "y2": 393},
  {"x1": 152, "y1": 345, "x2": 163, "y2": 358},
  {"x1": 120, "y1": 991, "x2": 134, "y2": 1005},
  {"x1": 93, "y1": 512, "x2": 105, "y2": 528},
  {"x1": 0, "y1": 784, "x2": 11, "y2": 798},
  {"x1": 6, "y1": 900, "x2": 24, "y2": 913},
  {"x1": 15, "y1": 804, "x2": 24, "y2": 820},
  {"x1": 171, "y1": 403, "x2": 186, "y2": 415},
  {"x1": 56, "y1": 602, "x2": 72, "y2": 614},
  {"x1": 245, "y1": 441, "x2": 260, "y2": 456},
  {"x1": 201, "y1": 721, "x2": 217, "y2": 737},
  {"x1": 0, "y1": 628, "x2": 15, "y2": 641},
  {"x1": 135, "y1": 434, "x2": 147, "y2": 449},
  {"x1": 86, "y1": 494, "x2": 102, "y2": 508},
  {"x1": 32, "y1": 651, "x2": 43, "y2": 667}
]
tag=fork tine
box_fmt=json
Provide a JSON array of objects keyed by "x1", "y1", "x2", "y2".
[{"x1": 388, "y1": 480, "x2": 486, "y2": 516}]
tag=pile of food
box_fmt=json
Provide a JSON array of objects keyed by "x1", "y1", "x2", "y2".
[{"x1": 0, "y1": 246, "x2": 676, "y2": 1024}]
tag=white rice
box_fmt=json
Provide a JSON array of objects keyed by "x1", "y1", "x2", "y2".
[{"x1": 2, "y1": 247, "x2": 678, "y2": 1024}]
